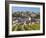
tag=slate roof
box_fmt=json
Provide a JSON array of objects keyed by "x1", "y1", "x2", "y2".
[{"x1": 31, "y1": 18, "x2": 36, "y2": 22}]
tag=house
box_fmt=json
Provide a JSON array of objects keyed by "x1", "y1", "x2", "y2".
[
  {"x1": 31, "y1": 18, "x2": 36, "y2": 24},
  {"x1": 31, "y1": 13, "x2": 36, "y2": 17},
  {"x1": 35, "y1": 19, "x2": 40, "y2": 24}
]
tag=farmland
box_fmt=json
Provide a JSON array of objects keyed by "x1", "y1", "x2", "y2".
[{"x1": 12, "y1": 23, "x2": 40, "y2": 31}]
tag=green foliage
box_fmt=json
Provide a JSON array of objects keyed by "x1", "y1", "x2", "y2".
[
  {"x1": 16, "y1": 25, "x2": 22, "y2": 31},
  {"x1": 12, "y1": 25, "x2": 16, "y2": 31},
  {"x1": 35, "y1": 14, "x2": 40, "y2": 19},
  {"x1": 12, "y1": 23, "x2": 40, "y2": 31},
  {"x1": 31, "y1": 23, "x2": 40, "y2": 30}
]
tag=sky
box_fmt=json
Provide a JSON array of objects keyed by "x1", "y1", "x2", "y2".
[{"x1": 12, "y1": 6, "x2": 40, "y2": 13}]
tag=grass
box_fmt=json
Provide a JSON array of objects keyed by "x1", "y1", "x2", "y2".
[
  {"x1": 31, "y1": 23, "x2": 40, "y2": 30},
  {"x1": 12, "y1": 23, "x2": 40, "y2": 31}
]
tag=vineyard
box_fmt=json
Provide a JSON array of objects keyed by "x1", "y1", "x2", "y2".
[{"x1": 12, "y1": 23, "x2": 40, "y2": 31}]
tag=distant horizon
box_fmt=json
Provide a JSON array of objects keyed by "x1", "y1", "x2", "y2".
[{"x1": 12, "y1": 6, "x2": 40, "y2": 13}]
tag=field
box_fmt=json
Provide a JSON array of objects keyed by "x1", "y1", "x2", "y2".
[{"x1": 12, "y1": 23, "x2": 40, "y2": 31}]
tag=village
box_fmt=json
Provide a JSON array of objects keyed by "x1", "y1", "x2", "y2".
[{"x1": 12, "y1": 11, "x2": 40, "y2": 31}]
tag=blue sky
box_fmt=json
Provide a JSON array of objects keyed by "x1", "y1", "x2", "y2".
[{"x1": 12, "y1": 6, "x2": 40, "y2": 13}]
